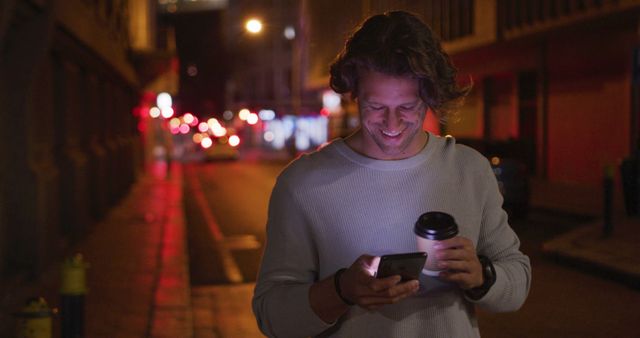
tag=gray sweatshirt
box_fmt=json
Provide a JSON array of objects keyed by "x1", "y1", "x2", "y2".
[{"x1": 253, "y1": 133, "x2": 531, "y2": 338}]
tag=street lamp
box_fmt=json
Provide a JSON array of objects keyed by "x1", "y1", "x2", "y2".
[
  {"x1": 245, "y1": 18, "x2": 263, "y2": 34},
  {"x1": 283, "y1": 25, "x2": 295, "y2": 40},
  {"x1": 233, "y1": 10, "x2": 303, "y2": 156}
]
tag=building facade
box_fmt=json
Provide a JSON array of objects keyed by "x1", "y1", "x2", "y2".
[
  {"x1": 302, "y1": 0, "x2": 640, "y2": 188},
  {"x1": 0, "y1": 0, "x2": 166, "y2": 324}
]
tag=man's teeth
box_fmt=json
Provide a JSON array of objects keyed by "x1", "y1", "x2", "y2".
[{"x1": 382, "y1": 130, "x2": 401, "y2": 137}]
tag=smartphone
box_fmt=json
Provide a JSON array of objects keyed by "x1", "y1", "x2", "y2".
[{"x1": 376, "y1": 252, "x2": 427, "y2": 281}]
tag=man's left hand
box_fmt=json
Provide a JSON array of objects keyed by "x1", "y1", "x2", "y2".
[{"x1": 433, "y1": 236, "x2": 483, "y2": 290}]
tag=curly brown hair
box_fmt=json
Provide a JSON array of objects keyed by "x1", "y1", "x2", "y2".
[{"x1": 329, "y1": 10, "x2": 470, "y2": 122}]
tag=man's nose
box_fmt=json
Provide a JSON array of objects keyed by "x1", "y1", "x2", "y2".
[{"x1": 384, "y1": 110, "x2": 402, "y2": 129}]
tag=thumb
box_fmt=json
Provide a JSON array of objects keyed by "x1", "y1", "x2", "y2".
[{"x1": 356, "y1": 254, "x2": 380, "y2": 276}]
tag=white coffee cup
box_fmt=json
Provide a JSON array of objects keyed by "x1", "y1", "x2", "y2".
[{"x1": 414, "y1": 211, "x2": 459, "y2": 276}]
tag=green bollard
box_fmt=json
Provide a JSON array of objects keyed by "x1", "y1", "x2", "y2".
[
  {"x1": 60, "y1": 253, "x2": 89, "y2": 338},
  {"x1": 14, "y1": 297, "x2": 56, "y2": 338}
]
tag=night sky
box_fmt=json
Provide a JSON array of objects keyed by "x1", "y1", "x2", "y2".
[{"x1": 168, "y1": 9, "x2": 228, "y2": 118}]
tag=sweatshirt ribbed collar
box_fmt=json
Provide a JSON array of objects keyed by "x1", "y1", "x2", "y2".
[{"x1": 331, "y1": 132, "x2": 439, "y2": 171}]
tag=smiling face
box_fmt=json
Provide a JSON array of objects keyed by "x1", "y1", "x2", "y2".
[{"x1": 348, "y1": 69, "x2": 428, "y2": 160}]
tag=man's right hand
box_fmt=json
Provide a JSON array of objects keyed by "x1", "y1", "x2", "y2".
[
  {"x1": 339, "y1": 255, "x2": 420, "y2": 311},
  {"x1": 309, "y1": 254, "x2": 420, "y2": 323}
]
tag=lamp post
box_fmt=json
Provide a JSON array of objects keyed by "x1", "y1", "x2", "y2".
[
  {"x1": 240, "y1": 10, "x2": 302, "y2": 157},
  {"x1": 245, "y1": 18, "x2": 263, "y2": 34}
]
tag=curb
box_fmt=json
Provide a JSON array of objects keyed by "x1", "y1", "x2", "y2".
[
  {"x1": 150, "y1": 163, "x2": 194, "y2": 337},
  {"x1": 542, "y1": 219, "x2": 640, "y2": 289}
]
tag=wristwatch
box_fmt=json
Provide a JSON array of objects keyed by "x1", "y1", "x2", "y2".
[{"x1": 465, "y1": 255, "x2": 496, "y2": 300}]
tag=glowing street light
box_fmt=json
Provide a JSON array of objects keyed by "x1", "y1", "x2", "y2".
[
  {"x1": 183, "y1": 113, "x2": 195, "y2": 124},
  {"x1": 247, "y1": 112, "x2": 259, "y2": 125},
  {"x1": 245, "y1": 18, "x2": 263, "y2": 34},
  {"x1": 229, "y1": 135, "x2": 241, "y2": 147},
  {"x1": 161, "y1": 107, "x2": 174, "y2": 119},
  {"x1": 283, "y1": 25, "x2": 295, "y2": 40},
  {"x1": 198, "y1": 122, "x2": 209, "y2": 133},
  {"x1": 201, "y1": 137, "x2": 213, "y2": 149},
  {"x1": 238, "y1": 108, "x2": 251, "y2": 121},
  {"x1": 149, "y1": 107, "x2": 161, "y2": 118},
  {"x1": 156, "y1": 92, "x2": 172, "y2": 109}
]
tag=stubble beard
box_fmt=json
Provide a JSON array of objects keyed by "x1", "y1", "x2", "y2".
[{"x1": 366, "y1": 122, "x2": 422, "y2": 158}]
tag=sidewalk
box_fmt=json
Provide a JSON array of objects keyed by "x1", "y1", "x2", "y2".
[
  {"x1": 83, "y1": 161, "x2": 192, "y2": 337},
  {"x1": 77, "y1": 161, "x2": 192, "y2": 337},
  {"x1": 542, "y1": 217, "x2": 640, "y2": 287},
  {"x1": 8, "y1": 161, "x2": 194, "y2": 338},
  {"x1": 532, "y1": 178, "x2": 640, "y2": 288}
]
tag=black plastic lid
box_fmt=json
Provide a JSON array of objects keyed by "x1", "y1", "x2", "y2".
[{"x1": 414, "y1": 211, "x2": 458, "y2": 240}]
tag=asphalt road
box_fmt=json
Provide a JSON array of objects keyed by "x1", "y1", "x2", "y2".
[
  {"x1": 184, "y1": 159, "x2": 285, "y2": 285},
  {"x1": 184, "y1": 159, "x2": 640, "y2": 338}
]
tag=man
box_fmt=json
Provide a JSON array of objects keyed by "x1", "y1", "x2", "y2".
[{"x1": 253, "y1": 10, "x2": 531, "y2": 337}]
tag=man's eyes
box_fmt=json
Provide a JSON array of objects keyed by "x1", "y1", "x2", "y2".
[
  {"x1": 399, "y1": 105, "x2": 416, "y2": 111},
  {"x1": 369, "y1": 106, "x2": 416, "y2": 110},
  {"x1": 365, "y1": 104, "x2": 420, "y2": 111}
]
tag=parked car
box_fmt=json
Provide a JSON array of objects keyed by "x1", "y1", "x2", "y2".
[
  {"x1": 457, "y1": 138, "x2": 531, "y2": 220},
  {"x1": 204, "y1": 139, "x2": 239, "y2": 161}
]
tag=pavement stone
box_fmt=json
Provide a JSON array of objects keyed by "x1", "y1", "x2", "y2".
[
  {"x1": 542, "y1": 217, "x2": 640, "y2": 288},
  {"x1": 191, "y1": 284, "x2": 263, "y2": 338},
  {"x1": 532, "y1": 177, "x2": 640, "y2": 288},
  {"x1": 80, "y1": 161, "x2": 193, "y2": 338}
]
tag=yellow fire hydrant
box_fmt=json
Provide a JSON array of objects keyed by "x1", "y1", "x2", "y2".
[
  {"x1": 60, "y1": 253, "x2": 89, "y2": 338},
  {"x1": 60, "y1": 253, "x2": 89, "y2": 296},
  {"x1": 14, "y1": 297, "x2": 55, "y2": 338}
]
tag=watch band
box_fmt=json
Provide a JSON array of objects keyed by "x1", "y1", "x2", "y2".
[{"x1": 465, "y1": 255, "x2": 496, "y2": 300}]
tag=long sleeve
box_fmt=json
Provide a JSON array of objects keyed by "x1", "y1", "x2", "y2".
[
  {"x1": 468, "y1": 159, "x2": 532, "y2": 312},
  {"x1": 252, "y1": 177, "x2": 333, "y2": 338},
  {"x1": 252, "y1": 136, "x2": 530, "y2": 338}
]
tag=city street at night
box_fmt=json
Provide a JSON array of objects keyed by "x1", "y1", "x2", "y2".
[
  {"x1": 184, "y1": 158, "x2": 640, "y2": 337},
  {"x1": 4, "y1": 1, "x2": 640, "y2": 337}
]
